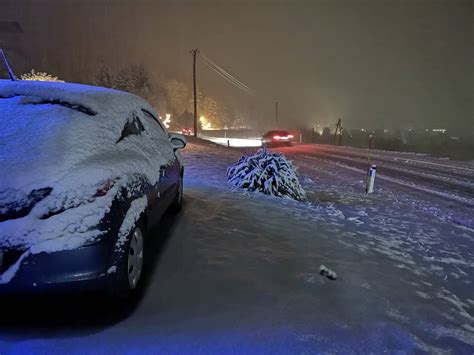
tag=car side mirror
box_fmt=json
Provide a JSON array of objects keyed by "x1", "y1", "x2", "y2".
[{"x1": 170, "y1": 134, "x2": 187, "y2": 150}]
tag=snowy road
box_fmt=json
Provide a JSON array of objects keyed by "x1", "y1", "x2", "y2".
[
  {"x1": 0, "y1": 139, "x2": 473, "y2": 354},
  {"x1": 278, "y1": 144, "x2": 474, "y2": 208}
]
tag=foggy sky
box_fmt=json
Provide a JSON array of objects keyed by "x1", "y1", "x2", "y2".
[{"x1": 2, "y1": 0, "x2": 473, "y2": 132}]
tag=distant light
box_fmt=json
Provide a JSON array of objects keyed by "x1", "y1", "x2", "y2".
[
  {"x1": 432, "y1": 129, "x2": 446, "y2": 133},
  {"x1": 162, "y1": 113, "x2": 171, "y2": 128},
  {"x1": 288, "y1": 134, "x2": 294, "y2": 139},
  {"x1": 200, "y1": 116, "x2": 211, "y2": 129}
]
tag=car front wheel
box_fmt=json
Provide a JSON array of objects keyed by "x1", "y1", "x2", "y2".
[
  {"x1": 115, "y1": 223, "x2": 145, "y2": 296},
  {"x1": 127, "y1": 226, "x2": 144, "y2": 289}
]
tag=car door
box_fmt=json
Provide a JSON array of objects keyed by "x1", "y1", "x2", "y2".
[
  {"x1": 115, "y1": 112, "x2": 163, "y2": 224},
  {"x1": 139, "y1": 109, "x2": 177, "y2": 210}
]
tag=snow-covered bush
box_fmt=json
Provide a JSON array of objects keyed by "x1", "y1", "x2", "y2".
[
  {"x1": 227, "y1": 148, "x2": 306, "y2": 201},
  {"x1": 21, "y1": 69, "x2": 64, "y2": 82}
]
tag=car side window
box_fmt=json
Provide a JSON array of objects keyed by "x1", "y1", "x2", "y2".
[
  {"x1": 117, "y1": 115, "x2": 145, "y2": 143},
  {"x1": 142, "y1": 109, "x2": 169, "y2": 137}
]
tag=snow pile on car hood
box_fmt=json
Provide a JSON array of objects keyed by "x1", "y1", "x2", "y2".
[{"x1": 0, "y1": 80, "x2": 173, "y2": 282}]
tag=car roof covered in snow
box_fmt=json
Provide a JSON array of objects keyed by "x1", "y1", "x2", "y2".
[
  {"x1": 0, "y1": 79, "x2": 153, "y2": 114},
  {"x1": 0, "y1": 79, "x2": 169, "y2": 193}
]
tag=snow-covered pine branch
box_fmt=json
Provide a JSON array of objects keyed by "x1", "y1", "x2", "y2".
[{"x1": 227, "y1": 147, "x2": 306, "y2": 201}]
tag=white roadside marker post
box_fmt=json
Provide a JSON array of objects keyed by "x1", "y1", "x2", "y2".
[
  {"x1": 366, "y1": 165, "x2": 377, "y2": 193},
  {"x1": 365, "y1": 134, "x2": 375, "y2": 194}
]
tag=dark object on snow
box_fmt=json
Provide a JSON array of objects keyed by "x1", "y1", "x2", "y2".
[
  {"x1": 319, "y1": 265, "x2": 337, "y2": 280},
  {"x1": 226, "y1": 147, "x2": 306, "y2": 201}
]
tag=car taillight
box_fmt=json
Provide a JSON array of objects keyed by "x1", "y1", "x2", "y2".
[
  {"x1": 0, "y1": 187, "x2": 52, "y2": 222},
  {"x1": 94, "y1": 179, "x2": 116, "y2": 197},
  {"x1": 273, "y1": 135, "x2": 281, "y2": 140},
  {"x1": 288, "y1": 134, "x2": 294, "y2": 139}
]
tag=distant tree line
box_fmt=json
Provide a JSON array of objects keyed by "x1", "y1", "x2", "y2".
[{"x1": 93, "y1": 64, "x2": 233, "y2": 130}]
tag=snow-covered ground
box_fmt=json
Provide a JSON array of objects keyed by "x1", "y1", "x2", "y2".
[
  {"x1": 199, "y1": 135, "x2": 262, "y2": 147},
  {"x1": 0, "y1": 139, "x2": 472, "y2": 354}
]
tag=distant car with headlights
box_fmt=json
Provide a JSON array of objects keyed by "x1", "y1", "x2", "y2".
[
  {"x1": 262, "y1": 130, "x2": 294, "y2": 146},
  {"x1": 0, "y1": 79, "x2": 186, "y2": 296},
  {"x1": 181, "y1": 127, "x2": 193, "y2": 135}
]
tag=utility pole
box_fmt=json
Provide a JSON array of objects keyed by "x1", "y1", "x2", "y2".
[
  {"x1": 275, "y1": 99, "x2": 278, "y2": 128},
  {"x1": 190, "y1": 48, "x2": 199, "y2": 138}
]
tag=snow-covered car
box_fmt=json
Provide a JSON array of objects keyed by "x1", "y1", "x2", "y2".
[
  {"x1": 262, "y1": 130, "x2": 294, "y2": 146},
  {"x1": 0, "y1": 80, "x2": 186, "y2": 295}
]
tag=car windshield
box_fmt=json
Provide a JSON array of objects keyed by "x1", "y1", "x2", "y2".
[{"x1": 0, "y1": 1, "x2": 472, "y2": 354}]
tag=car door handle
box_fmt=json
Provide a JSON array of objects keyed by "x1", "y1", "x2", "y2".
[{"x1": 160, "y1": 166, "x2": 166, "y2": 178}]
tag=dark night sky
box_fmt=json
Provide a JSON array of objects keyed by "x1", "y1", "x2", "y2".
[{"x1": 2, "y1": 0, "x2": 473, "y2": 132}]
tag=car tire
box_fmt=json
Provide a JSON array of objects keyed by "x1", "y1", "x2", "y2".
[
  {"x1": 168, "y1": 174, "x2": 183, "y2": 214},
  {"x1": 115, "y1": 220, "x2": 146, "y2": 297}
]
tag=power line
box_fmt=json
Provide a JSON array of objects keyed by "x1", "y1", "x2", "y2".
[
  {"x1": 200, "y1": 52, "x2": 254, "y2": 92},
  {"x1": 200, "y1": 56, "x2": 254, "y2": 96},
  {"x1": 201, "y1": 59, "x2": 256, "y2": 97},
  {"x1": 201, "y1": 58, "x2": 255, "y2": 96},
  {"x1": 200, "y1": 52, "x2": 256, "y2": 96}
]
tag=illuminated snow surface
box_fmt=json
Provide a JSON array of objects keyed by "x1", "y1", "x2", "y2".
[
  {"x1": 0, "y1": 138, "x2": 473, "y2": 354},
  {"x1": 201, "y1": 135, "x2": 262, "y2": 147},
  {"x1": 0, "y1": 80, "x2": 174, "y2": 283}
]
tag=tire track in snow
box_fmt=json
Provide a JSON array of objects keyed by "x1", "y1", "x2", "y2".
[
  {"x1": 299, "y1": 150, "x2": 474, "y2": 192},
  {"x1": 289, "y1": 145, "x2": 474, "y2": 184},
  {"x1": 285, "y1": 152, "x2": 474, "y2": 208},
  {"x1": 311, "y1": 144, "x2": 474, "y2": 173}
]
